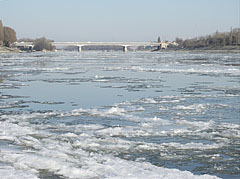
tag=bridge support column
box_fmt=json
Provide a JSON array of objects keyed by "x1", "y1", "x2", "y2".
[
  {"x1": 77, "y1": 45, "x2": 82, "y2": 52},
  {"x1": 123, "y1": 45, "x2": 128, "y2": 52}
]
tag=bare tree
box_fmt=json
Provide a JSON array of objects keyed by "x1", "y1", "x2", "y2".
[
  {"x1": 3, "y1": 26, "x2": 16, "y2": 47},
  {"x1": 33, "y1": 37, "x2": 55, "y2": 51},
  {"x1": 229, "y1": 27, "x2": 233, "y2": 45},
  {"x1": 237, "y1": 29, "x2": 240, "y2": 45},
  {"x1": 0, "y1": 20, "x2": 4, "y2": 46}
]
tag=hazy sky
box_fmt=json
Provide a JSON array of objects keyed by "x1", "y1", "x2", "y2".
[{"x1": 0, "y1": 0, "x2": 239, "y2": 42}]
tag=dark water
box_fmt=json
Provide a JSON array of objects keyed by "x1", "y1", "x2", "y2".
[{"x1": 0, "y1": 51, "x2": 239, "y2": 179}]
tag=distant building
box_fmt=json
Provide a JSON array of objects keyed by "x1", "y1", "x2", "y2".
[
  {"x1": 13, "y1": 42, "x2": 34, "y2": 51},
  {"x1": 160, "y1": 42, "x2": 168, "y2": 49}
]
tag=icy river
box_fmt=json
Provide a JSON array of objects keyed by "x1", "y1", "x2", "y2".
[{"x1": 0, "y1": 51, "x2": 239, "y2": 179}]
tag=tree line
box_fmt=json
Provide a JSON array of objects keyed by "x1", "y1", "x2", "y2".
[
  {"x1": 18, "y1": 37, "x2": 55, "y2": 51},
  {"x1": 17, "y1": 37, "x2": 55, "y2": 51},
  {"x1": 1, "y1": 20, "x2": 54, "y2": 51},
  {"x1": 0, "y1": 20, "x2": 17, "y2": 47},
  {"x1": 175, "y1": 28, "x2": 240, "y2": 49}
]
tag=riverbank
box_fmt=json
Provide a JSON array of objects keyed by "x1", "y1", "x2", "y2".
[
  {"x1": 163, "y1": 46, "x2": 240, "y2": 53},
  {"x1": 162, "y1": 49, "x2": 239, "y2": 54},
  {"x1": 0, "y1": 46, "x2": 20, "y2": 53}
]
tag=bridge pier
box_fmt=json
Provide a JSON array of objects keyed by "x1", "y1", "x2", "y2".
[
  {"x1": 123, "y1": 45, "x2": 128, "y2": 52},
  {"x1": 77, "y1": 45, "x2": 83, "y2": 52}
]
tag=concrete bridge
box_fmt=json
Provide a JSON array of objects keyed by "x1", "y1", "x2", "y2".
[
  {"x1": 14, "y1": 41, "x2": 171, "y2": 52},
  {"x1": 52, "y1": 42, "x2": 167, "y2": 52}
]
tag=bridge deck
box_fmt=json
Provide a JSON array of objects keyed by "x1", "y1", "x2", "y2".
[{"x1": 52, "y1": 42, "x2": 161, "y2": 46}]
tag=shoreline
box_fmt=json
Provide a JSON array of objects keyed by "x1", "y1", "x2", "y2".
[
  {"x1": 0, "y1": 46, "x2": 20, "y2": 54},
  {"x1": 160, "y1": 49, "x2": 240, "y2": 54},
  {"x1": 0, "y1": 47, "x2": 239, "y2": 54}
]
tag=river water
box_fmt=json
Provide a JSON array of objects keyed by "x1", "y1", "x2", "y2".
[{"x1": 0, "y1": 51, "x2": 239, "y2": 179}]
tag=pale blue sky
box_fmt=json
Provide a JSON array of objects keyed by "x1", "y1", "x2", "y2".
[{"x1": 0, "y1": 0, "x2": 239, "y2": 41}]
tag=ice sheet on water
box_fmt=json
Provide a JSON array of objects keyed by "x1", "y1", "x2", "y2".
[
  {"x1": 105, "y1": 65, "x2": 240, "y2": 76},
  {"x1": 174, "y1": 103, "x2": 208, "y2": 110},
  {"x1": 0, "y1": 145, "x2": 220, "y2": 179},
  {"x1": 105, "y1": 107, "x2": 126, "y2": 115},
  {"x1": 161, "y1": 142, "x2": 224, "y2": 150},
  {"x1": 0, "y1": 52, "x2": 239, "y2": 178},
  {"x1": 0, "y1": 106, "x2": 230, "y2": 178},
  {"x1": 0, "y1": 166, "x2": 39, "y2": 179}
]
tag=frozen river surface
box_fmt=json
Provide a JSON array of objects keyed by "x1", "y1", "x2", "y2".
[{"x1": 0, "y1": 51, "x2": 239, "y2": 179}]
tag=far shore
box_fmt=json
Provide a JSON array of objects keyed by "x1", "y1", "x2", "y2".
[
  {"x1": 0, "y1": 46, "x2": 239, "y2": 54},
  {"x1": 161, "y1": 49, "x2": 240, "y2": 54}
]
